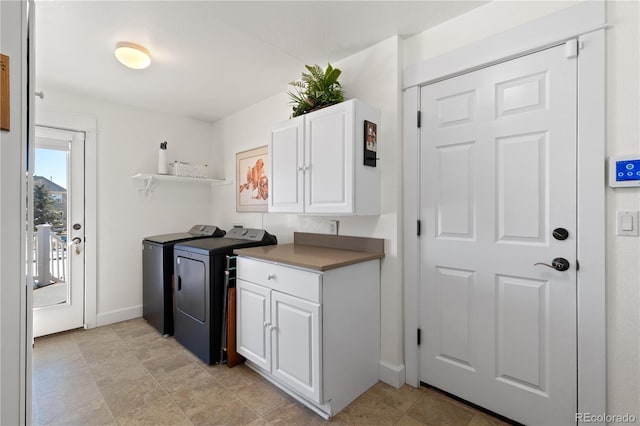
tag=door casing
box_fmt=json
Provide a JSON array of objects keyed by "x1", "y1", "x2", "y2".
[{"x1": 402, "y1": 1, "x2": 606, "y2": 420}]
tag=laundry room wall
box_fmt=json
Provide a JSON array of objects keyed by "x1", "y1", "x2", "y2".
[
  {"x1": 603, "y1": 0, "x2": 640, "y2": 418},
  {"x1": 209, "y1": 36, "x2": 405, "y2": 383},
  {"x1": 403, "y1": 0, "x2": 640, "y2": 419},
  {"x1": 36, "y1": 89, "x2": 217, "y2": 326}
]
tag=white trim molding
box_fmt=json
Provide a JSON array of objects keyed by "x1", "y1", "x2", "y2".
[
  {"x1": 35, "y1": 108, "x2": 99, "y2": 330},
  {"x1": 402, "y1": 85, "x2": 420, "y2": 388},
  {"x1": 575, "y1": 29, "x2": 606, "y2": 419},
  {"x1": 402, "y1": 1, "x2": 606, "y2": 423},
  {"x1": 96, "y1": 305, "x2": 142, "y2": 327},
  {"x1": 404, "y1": 1, "x2": 606, "y2": 89},
  {"x1": 379, "y1": 361, "x2": 406, "y2": 389}
]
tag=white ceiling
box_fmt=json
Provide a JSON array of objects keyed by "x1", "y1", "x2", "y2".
[{"x1": 35, "y1": 1, "x2": 487, "y2": 123}]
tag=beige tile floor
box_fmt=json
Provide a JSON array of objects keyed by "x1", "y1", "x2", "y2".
[{"x1": 32, "y1": 318, "x2": 511, "y2": 426}]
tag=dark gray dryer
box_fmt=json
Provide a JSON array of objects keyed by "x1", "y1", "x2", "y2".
[
  {"x1": 142, "y1": 225, "x2": 225, "y2": 336},
  {"x1": 173, "y1": 228, "x2": 277, "y2": 364}
]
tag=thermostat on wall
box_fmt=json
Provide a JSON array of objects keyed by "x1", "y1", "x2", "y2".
[{"x1": 609, "y1": 155, "x2": 640, "y2": 188}]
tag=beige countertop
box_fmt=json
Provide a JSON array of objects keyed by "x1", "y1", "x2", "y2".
[{"x1": 234, "y1": 232, "x2": 385, "y2": 272}]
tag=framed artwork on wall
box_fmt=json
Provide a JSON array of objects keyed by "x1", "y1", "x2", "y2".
[
  {"x1": 364, "y1": 120, "x2": 377, "y2": 167},
  {"x1": 236, "y1": 145, "x2": 268, "y2": 212}
]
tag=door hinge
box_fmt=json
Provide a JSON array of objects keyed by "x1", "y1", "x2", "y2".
[
  {"x1": 417, "y1": 328, "x2": 422, "y2": 346},
  {"x1": 417, "y1": 110, "x2": 421, "y2": 128},
  {"x1": 417, "y1": 220, "x2": 421, "y2": 236}
]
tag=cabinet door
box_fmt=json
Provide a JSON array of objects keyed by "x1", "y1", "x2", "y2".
[
  {"x1": 271, "y1": 291, "x2": 322, "y2": 403},
  {"x1": 268, "y1": 116, "x2": 304, "y2": 213},
  {"x1": 236, "y1": 279, "x2": 271, "y2": 371},
  {"x1": 305, "y1": 100, "x2": 354, "y2": 214}
]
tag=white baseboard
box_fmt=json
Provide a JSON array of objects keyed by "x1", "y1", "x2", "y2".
[
  {"x1": 96, "y1": 305, "x2": 142, "y2": 327},
  {"x1": 379, "y1": 361, "x2": 406, "y2": 389}
]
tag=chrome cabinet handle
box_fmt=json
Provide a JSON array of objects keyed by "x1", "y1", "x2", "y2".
[
  {"x1": 534, "y1": 257, "x2": 570, "y2": 272},
  {"x1": 267, "y1": 274, "x2": 276, "y2": 280}
]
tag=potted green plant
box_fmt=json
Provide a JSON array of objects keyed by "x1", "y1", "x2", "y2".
[{"x1": 288, "y1": 63, "x2": 345, "y2": 117}]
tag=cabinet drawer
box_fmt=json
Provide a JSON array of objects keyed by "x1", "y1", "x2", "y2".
[{"x1": 237, "y1": 257, "x2": 321, "y2": 303}]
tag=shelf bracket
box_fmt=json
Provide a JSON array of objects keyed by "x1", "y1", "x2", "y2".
[{"x1": 139, "y1": 175, "x2": 157, "y2": 197}]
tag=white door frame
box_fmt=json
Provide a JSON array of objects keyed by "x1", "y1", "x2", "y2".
[
  {"x1": 402, "y1": 1, "x2": 606, "y2": 421},
  {"x1": 35, "y1": 109, "x2": 98, "y2": 330},
  {"x1": 32, "y1": 126, "x2": 86, "y2": 337}
]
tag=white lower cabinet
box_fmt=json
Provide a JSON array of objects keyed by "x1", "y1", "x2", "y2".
[
  {"x1": 236, "y1": 256, "x2": 380, "y2": 418},
  {"x1": 237, "y1": 278, "x2": 321, "y2": 402},
  {"x1": 271, "y1": 291, "x2": 321, "y2": 402},
  {"x1": 236, "y1": 280, "x2": 271, "y2": 371}
]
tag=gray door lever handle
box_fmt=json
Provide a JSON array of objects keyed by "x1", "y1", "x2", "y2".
[{"x1": 534, "y1": 257, "x2": 570, "y2": 272}]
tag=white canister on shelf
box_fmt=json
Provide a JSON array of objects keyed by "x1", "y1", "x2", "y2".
[{"x1": 158, "y1": 141, "x2": 168, "y2": 174}]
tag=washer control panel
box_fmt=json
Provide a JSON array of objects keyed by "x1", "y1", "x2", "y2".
[
  {"x1": 225, "y1": 227, "x2": 266, "y2": 241},
  {"x1": 609, "y1": 156, "x2": 640, "y2": 187},
  {"x1": 188, "y1": 225, "x2": 225, "y2": 237}
]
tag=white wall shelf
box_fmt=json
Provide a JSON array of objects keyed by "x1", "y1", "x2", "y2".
[
  {"x1": 132, "y1": 173, "x2": 231, "y2": 196},
  {"x1": 132, "y1": 173, "x2": 228, "y2": 184}
]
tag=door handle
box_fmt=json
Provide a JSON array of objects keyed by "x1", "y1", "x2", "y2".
[
  {"x1": 534, "y1": 257, "x2": 570, "y2": 272},
  {"x1": 177, "y1": 276, "x2": 182, "y2": 291},
  {"x1": 71, "y1": 237, "x2": 82, "y2": 254}
]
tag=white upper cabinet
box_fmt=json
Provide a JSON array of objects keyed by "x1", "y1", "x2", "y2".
[
  {"x1": 268, "y1": 116, "x2": 305, "y2": 213},
  {"x1": 268, "y1": 99, "x2": 380, "y2": 215}
]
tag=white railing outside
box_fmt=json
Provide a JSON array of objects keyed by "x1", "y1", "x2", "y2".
[{"x1": 34, "y1": 224, "x2": 67, "y2": 287}]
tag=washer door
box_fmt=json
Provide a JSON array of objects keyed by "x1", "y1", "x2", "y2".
[{"x1": 175, "y1": 256, "x2": 207, "y2": 323}]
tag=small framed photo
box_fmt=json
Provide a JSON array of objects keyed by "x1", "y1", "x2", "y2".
[
  {"x1": 236, "y1": 145, "x2": 268, "y2": 212},
  {"x1": 364, "y1": 120, "x2": 377, "y2": 167}
]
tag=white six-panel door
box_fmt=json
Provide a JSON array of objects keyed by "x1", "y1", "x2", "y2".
[{"x1": 420, "y1": 44, "x2": 577, "y2": 425}]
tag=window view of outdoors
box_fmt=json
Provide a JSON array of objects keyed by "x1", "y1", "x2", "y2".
[{"x1": 33, "y1": 148, "x2": 69, "y2": 309}]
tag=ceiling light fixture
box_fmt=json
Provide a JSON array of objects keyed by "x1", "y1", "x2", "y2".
[{"x1": 114, "y1": 41, "x2": 151, "y2": 70}]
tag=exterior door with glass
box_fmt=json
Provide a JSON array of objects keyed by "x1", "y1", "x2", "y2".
[{"x1": 33, "y1": 126, "x2": 85, "y2": 337}]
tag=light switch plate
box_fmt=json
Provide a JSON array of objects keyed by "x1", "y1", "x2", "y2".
[{"x1": 616, "y1": 211, "x2": 639, "y2": 236}]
